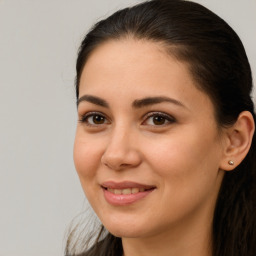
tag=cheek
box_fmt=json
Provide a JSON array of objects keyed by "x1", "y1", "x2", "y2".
[
  {"x1": 155, "y1": 125, "x2": 219, "y2": 164},
  {"x1": 73, "y1": 135, "x2": 105, "y2": 211},
  {"x1": 73, "y1": 133, "x2": 102, "y2": 181},
  {"x1": 142, "y1": 133, "x2": 222, "y2": 223},
  {"x1": 143, "y1": 127, "x2": 222, "y2": 192}
]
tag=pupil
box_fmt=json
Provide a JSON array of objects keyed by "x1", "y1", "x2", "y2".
[
  {"x1": 93, "y1": 115, "x2": 104, "y2": 124},
  {"x1": 153, "y1": 116, "x2": 165, "y2": 125}
]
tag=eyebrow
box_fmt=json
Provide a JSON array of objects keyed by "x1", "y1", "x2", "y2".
[
  {"x1": 132, "y1": 96, "x2": 186, "y2": 109},
  {"x1": 77, "y1": 95, "x2": 186, "y2": 109},
  {"x1": 77, "y1": 95, "x2": 109, "y2": 108}
]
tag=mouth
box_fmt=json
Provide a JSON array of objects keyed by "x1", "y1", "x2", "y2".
[
  {"x1": 101, "y1": 181, "x2": 156, "y2": 192},
  {"x1": 101, "y1": 181, "x2": 156, "y2": 206},
  {"x1": 104, "y1": 187, "x2": 151, "y2": 195}
]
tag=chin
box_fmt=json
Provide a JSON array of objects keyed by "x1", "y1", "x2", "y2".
[
  {"x1": 101, "y1": 216, "x2": 148, "y2": 238},
  {"x1": 107, "y1": 227, "x2": 144, "y2": 238}
]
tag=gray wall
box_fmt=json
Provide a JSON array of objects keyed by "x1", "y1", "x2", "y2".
[{"x1": 0, "y1": 1, "x2": 255, "y2": 255}]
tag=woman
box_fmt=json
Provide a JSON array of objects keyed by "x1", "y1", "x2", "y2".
[{"x1": 66, "y1": 0, "x2": 256, "y2": 255}]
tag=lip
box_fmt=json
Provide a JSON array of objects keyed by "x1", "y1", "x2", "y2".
[
  {"x1": 101, "y1": 181, "x2": 155, "y2": 190},
  {"x1": 101, "y1": 181, "x2": 156, "y2": 206}
]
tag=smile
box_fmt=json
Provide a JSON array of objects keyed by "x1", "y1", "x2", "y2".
[
  {"x1": 101, "y1": 181, "x2": 156, "y2": 206},
  {"x1": 106, "y1": 187, "x2": 146, "y2": 194}
]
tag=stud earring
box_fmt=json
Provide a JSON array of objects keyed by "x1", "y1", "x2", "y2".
[{"x1": 228, "y1": 160, "x2": 234, "y2": 165}]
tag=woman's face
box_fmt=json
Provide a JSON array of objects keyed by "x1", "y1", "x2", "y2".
[{"x1": 74, "y1": 39, "x2": 225, "y2": 239}]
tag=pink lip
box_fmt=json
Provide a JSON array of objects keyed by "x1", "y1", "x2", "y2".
[
  {"x1": 101, "y1": 181, "x2": 156, "y2": 206},
  {"x1": 101, "y1": 181, "x2": 155, "y2": 190}
]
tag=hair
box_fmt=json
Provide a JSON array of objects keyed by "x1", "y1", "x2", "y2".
[{"x1": 66, "y1": 0, "x2": 256, "y2": 255}]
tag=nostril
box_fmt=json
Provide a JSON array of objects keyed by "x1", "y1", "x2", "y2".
[{"x1": 101, "y1": 140, "x2": 142, "y2": 171}]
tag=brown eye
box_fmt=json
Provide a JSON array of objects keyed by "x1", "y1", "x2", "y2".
[
  {"x1": 152, "y1": 116, "x2": 166, "y2": 125},
  {"x1": 80, "y1": 112, "x2": 108, "y2": 126},
  {"x1": 143, "y1": 112, "x2": 175, "y2": 126},
  {"x1": 92, "y1": 115, "x2": 105, "y2": 124}
]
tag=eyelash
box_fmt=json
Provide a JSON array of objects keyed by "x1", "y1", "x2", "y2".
[
  {"x1": 79, "y1": 112, "x2": 109, "y2": 126},
  {"x1": 142, "y1": 112, "x2": 176, "y2": 126},
  {"x1": 79, "y1": 111, "x2": 176, "y2": 127}
]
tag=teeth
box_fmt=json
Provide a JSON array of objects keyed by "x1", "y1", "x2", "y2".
[
  {"x1": 108, "y1": 188, "x2": 114, "y2": 193},
  {"x1": 122, "y1": 188, "x2": 131, "y2": 195},
  {"x1": 132, "y1": 188, "x2": 139, "y2": 194},
  {"x1": 107, "y1": 188, "x2": 146, "y2": 195},
  {"x1": 114, "y1": 189, "x2": 122, "y2": 195}
]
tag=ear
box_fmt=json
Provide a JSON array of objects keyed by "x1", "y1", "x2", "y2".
[{"x1": 219, "y1": 111, "x2": 255, "y2": 171}]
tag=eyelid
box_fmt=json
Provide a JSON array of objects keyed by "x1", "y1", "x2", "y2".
[
  {"x1": 79, "y1": 111, "x2": 110, "y2": 126},
  {"x1": 78, "y1": 111, "x2": 175, "y2": 127},
  {"x1": 142, "y1": 111, "x2": 176, "y2": 126}
]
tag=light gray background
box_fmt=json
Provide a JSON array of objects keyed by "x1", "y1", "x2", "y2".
[{"x1": 0, "y1": 0, "x2": 255, "y2": 255}]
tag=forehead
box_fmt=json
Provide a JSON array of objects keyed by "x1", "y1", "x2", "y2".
[
  {"x1": 82, "y1": 39, "x2": 171, "y2": 79},
  {"x1": 81, "y1": 39, "x2": 189, "y2": 91},
  {"x1": 79, "y1": 39, "x2": 214, "y2": 115}
]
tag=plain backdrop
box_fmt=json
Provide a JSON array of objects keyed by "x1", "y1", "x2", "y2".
[{"x1": 0, "y1": 0, "x2": 255, "y2": 255}]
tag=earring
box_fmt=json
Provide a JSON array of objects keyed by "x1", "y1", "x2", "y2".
[{"x1": 228, "y1": 160, "x2": 234, "y2": 165}]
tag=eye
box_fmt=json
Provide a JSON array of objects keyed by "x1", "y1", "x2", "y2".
[
  {"x1": 142, "y1": 112, "x2": 175, "y2": 126},
  {"x1": 79, "y1": 112, "x2": 109, "y2": 126}
]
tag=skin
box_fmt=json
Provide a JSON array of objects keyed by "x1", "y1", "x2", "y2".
[{"x1": 74, "y1": 39, "x2": 230, "y2": 256}]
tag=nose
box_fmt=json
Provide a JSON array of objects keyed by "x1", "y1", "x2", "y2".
[{"x1": 101, "y1": 126, "x2": 142, "y2": 171}]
